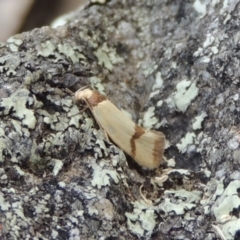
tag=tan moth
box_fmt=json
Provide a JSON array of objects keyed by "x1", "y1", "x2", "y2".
[{"x1": 75, "y1": 88, "x2": 165, "y2": 169}]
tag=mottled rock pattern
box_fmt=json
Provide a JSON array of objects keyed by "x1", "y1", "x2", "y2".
[{"x1": 0, "y1": 0, "x2": 240, "y2": 239}]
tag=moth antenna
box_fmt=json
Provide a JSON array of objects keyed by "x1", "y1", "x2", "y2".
[{"x1": 64, "y1": 88, "x2": 75, "y2": 96}]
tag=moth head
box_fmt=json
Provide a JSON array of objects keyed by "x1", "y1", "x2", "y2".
[{"x1": 75, "y1": 88, "x2": 93, "y2": 101}]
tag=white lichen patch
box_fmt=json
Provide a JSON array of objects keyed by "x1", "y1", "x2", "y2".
[
  {"x1": 152, "y1": 72, "x2": 163, "y2": 91},
  {"x1": 193, "y1": 47, "x2": 203, "y2": 57},
  {"x1": 46, "y1": 132, "x2": 65, "y2": 147},
  {"x1": 193, "y1": 0, "x2": 207, "y2": 17},
  {"x1": 161, "y1": 198, "x2": 196, "y2": 215},
  {"x1": 165, "y1": 189, "x2": 202, "y2": 204},
  {"x1": 200, "y1": 56, "x2": 210, "y2": 63},
  {"x1": 13, "y1": 166, "x2": 25, "y2": 176},
  {"x1": 227, "y1": 136, "x2": 239, "y2": 150},
  {"x1": 192, "y1": 112, "x2": 207, "y2": 130},
  {"x1": 91, "y1": 162, "x2": 120, "y2": 189},
  {"x1": 211, "y1": 46, "x2": 219, "y2": 54},
  {"x1": 125, "y1": 200, "x2": 157, "y2": 237},
  {"x1": 68, "y1": 106, "x2": 82, "y2": 128},
  {"x1": 36, "y1": 40, "x2": 56, "y2": 57},
  {"x1": 95, "y1": 131, "x2": 108, "y2": 158},
  {"x1": 157, "y1": 100, "x2": 163, "y2": 107},
  {"x1": 0, "y1": 88, "x2": 37, "y2": 129},
  {"x1": 50, "y1": 159, "x2": 64, "y2": 176},
  {"x1": 0, "y1": 55, "x2": 20, "y2": 76},
  {"x1": 7, "y1": 36, "x2": 23, "y2": 46},
  {"x1": 91, "y1": 0, "x2": 107, "y2": 4},
  {"x1": 227, "y1": 128, "x2": 240, "y2": 150},
  {"x1": 212, "y1": 180, "x2": 240, "y2": 223},
  {"x1": 173, "y1": 80, "x2": 199, "y2": 112},
  {"x1": 7, "y1": 36, "x2": 23, "y2": 52},
  {"x1": 0, "y1": 135, "x2": 12, "y2": 163},
  {"x1": 94, "y1": 43, "x2": 124, "y2": 71},
  {"x1": 0, "y1": 191, "x2": 10, "y2": 211},
  {"x1": 58, "y1": 43, "x2": 86, "y2": 64},
  {"x1": 149, "y1": 90, "x2": 160, "y2": 100},
  {"x1": 89, "y1": 76, "x2": 106, "y2": 95},
  {"x1": 53, "y1": 116, "x2": 69, "y2": 132},
  {"x1": 43, "y1": 112, "x2": 59, "y2": 125},
  {"x1": 42, "y1": 108, "x2": 70, "y2": 132},
  {"x1": 203, "y1": 34, "x2": 215, "y2": 48},
  {"x1": 80, "y1": 117, "x2": 94, "y2": 132},
  {"x1": 177, "y1": 132, "x2": 196, "y2": 153},
  {"x1": 141, "y1": 106, "x2": 158, "y2": 129},
  {"x1": 221, "y1": 218, "x2": 240, "y2": 239},
  {"x1": 34, "y1": 198, "x2": 50, "y2": 214},
  {"x1": 141, "y1": 62, "x2": 158, "y2": 77}
]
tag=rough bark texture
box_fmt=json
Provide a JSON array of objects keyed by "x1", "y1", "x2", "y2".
[{"x1": 0, "y1": 0, "x2": 240, "y2": 239}]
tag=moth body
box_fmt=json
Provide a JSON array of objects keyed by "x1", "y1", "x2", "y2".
[{"x1": 75, "y1": 88, "x2": 165, "y2": 169}]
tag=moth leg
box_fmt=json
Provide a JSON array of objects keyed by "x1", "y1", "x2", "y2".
[
  {"x1": 139, "y1": 184, "x2": 152, "y2": 205},
  {"x1": 64, "y1": 88, "x2": 75, "y2": 96},
  {"x1": 79, "y1": 105, "x2": 89, "y2": 113},
  {"x1": 103, "y1": 130, "x2": 110, "y2": 142}
]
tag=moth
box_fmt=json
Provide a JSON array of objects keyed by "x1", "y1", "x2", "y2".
[{"x1": 75, "y1": 88, "x2": 165, "y2": 169}]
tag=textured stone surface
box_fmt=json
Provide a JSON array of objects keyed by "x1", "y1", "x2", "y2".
[{"x1": 0, "y1": 0, "x2": 240, "y2": 239}]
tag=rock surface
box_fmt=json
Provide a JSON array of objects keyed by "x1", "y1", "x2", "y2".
[{"x1": 0, "y1": 0, "x2": 240, "y2": 239}]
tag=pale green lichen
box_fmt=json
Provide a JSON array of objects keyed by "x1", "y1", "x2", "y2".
[
  {"x1": 212, "y1": 180, "x2": 240, "y2": 223},
  {"x1": 0, "y1": 191, "x2": 10, "y2": 211},
  {"x1": 193, "y1": 0, "x2": 207, "y2": 17},
  {"x1": 149, "y1": 90, "x2": 160, "y2": 100},
  {"x1": 80, "y1": 117, "x2": 94, "y2": 132},
  {"x1": 203, "y1": 34, "x2": 215, "y2": 48},
  {"x1": 91, "y1": 162, "x2": 120, "y2": 189},
  {"x1": 95, "y1": 132, "x2": 108, "y2": 157},
  {"x1": 173, "y1": 80, "x2": 199, "y2": 112},
  {"x1": 125, "y1": 200, "x2": 157, "y2": 237},
  {"x1": 192, "y1": 112, "x2": 207, "y2": 130},
  {"x1": 58, "y1": 43, "x2": 86, "y2": 64},
  {"x1": 162, "y1": 198, "x2": 196, "y2": 215},
  {"x1": 0, "y1": 88, "x2": 37, "y2": 129},
  {"x1": 24, "y1": 71, "x2": 42, "y2": 85},
  {"x1": 157, "y1": 99, "x2": 163, "y2": 107},
  {"x1": 165, "y1": 189, "x2": 202, "y2": 203},
  {"x1": 53, "y1": 116, "x2": 69, "y2": 132},
  {"x1": 7, "y1": 36, "x2": 23, "y2": 46},
  {"x1": 141, "y1": 106, "x2": 158, "y2": 129},
  {"x1": 0, "y1": 126, "x2": 11, "y2": 163},
  {"x1": 46, "y1": 132, "x2": 65, "y2": 147},
  {"x1": 214, "y1": 195, "x2": 240, "y2": 223},
  {"x1": 141, "y1": 62, "x2": 158, "y2": 77},
  {"x1": 94, "y1": 43, "x2": 124, "y2": 71},
  {"x1": 0, "y1": 55, "x2": 21, "y2": 76},
  {"x1": 50, "y1": 159, "x2": 64, "y2": 176},
  {"x1": 91, "y1": 0, "x2": 107, "y2": 4},
  {"x1": 152, "y1": 71, "x2": 163, "y2": 90},
  {"x1": 222, "y1": 218, "x2": 240, "y2": 239},
  {"x1": 36, "y1": 41, "x2": 56, "y2": 57},
  {"x1": 14, "y1": 166, "x2": 25, "y2": 176},
  {"x1": 176, "y1": 132, "x2": 196, "y2": 153},
  {"x1": 89, "y1": 76, "x2": 106, "y2": 95},
  {"x1": 7, "y1": 36, "x2": 23, "y2": 52}
]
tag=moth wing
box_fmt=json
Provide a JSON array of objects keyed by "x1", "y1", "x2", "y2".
[
  {"x1": 92, "y1": 100, "x2": 135, "y2": 154},
  {"x1": 92, "y1": 100, "x2": 165, "y2": 169},
  {"x1": 134, "y1": 130, "x2": 165, "y2": 169}
]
